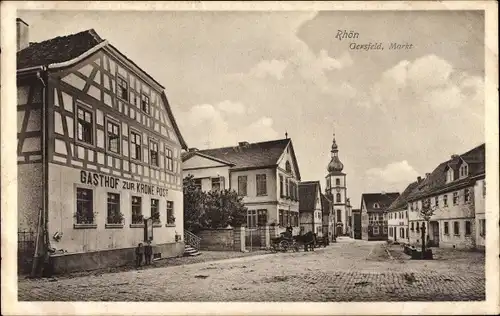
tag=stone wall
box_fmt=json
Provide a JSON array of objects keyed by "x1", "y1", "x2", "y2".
[{"x1": 197, "y1": 228, "x2": 234, "y2": 251}]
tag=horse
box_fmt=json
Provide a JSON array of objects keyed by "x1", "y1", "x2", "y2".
[{"x1": 294, "y1": 231, "x2": 317, "y2": 252}]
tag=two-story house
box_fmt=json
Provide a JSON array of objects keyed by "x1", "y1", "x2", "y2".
[
  {"x1": 386, "y1": 182, "x2": 418, "y2": 243},
  {"x1": 360, "y1": 192, "x2": 400, "y2": 241},
  {"x1": 407, "y1": 144, "x2": 485, "y2": 249},
  {"x1": 16, "y1": 20, "x2": 188, "y2": 274},
  {"x1": 298, "y1": 181, "x2": 323, "y2": 237},
  {"x1": 320, "y1": 193, "x2": 335, "y2": 241},
  {"x1": 181, "y1": 138, "x2": 302, "y2": 235}
]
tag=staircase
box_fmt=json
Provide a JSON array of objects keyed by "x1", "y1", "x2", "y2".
[{"x1": 184, "y1": 230, "x2": 202, "y2": 257}]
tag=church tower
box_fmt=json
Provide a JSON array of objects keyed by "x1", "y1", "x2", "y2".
[{"x1": 325, "y1": 132, "x2": 350, "y2": 236}]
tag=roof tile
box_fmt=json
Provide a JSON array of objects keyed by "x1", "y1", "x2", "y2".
[{"x1": 17, "y1": 29, "x2": 103, "y2": 69}]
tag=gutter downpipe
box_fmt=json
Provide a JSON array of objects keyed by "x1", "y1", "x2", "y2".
[{"x1": 31, "y1": 66, "x2": 49, "y2": 277}]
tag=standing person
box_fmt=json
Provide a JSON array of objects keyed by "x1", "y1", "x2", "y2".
[
  {"x1": 135, "y1": 243, "x2": 144, "y2": 268},
  {"x1": 144, "y1": 240, "x2": 153, "y2": 265}
]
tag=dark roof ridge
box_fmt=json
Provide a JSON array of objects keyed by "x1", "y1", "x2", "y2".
[{"x1": 196, "y1": 138, "x2": 290, "y2": 153}]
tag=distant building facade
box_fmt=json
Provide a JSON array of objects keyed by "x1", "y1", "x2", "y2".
[
  {"x1": 181, "y1": 138, "x2": 302, "y2": 236},
  {"x1": 16, "y1": 20, "x2": 188, "y2": 273},
  {"x1": 324, "y1": 133, "x2": 351, "y2": 236},
  {"x1": 407, "y1": 144, "x2": 485, "y2": 250},
  {"x1": 360, "y1": 192, "x2": 400, "y2": 241},
  {"x1": 386, "y1": 182, "x2": 418, "y2": 243},
  {"x1": 351, "y1": 209, "x2": 361, "y2": 239},
  {"x1": 321, "y1": 193, "x2": 335, "y2": 241},
  {"x1": 298, "y1": 181, "x2": 323, "y2": 237}
]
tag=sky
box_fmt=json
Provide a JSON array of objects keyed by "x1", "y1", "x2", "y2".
[{"x1": 18, "y1": 9, "x2": 485, "y2": 208}]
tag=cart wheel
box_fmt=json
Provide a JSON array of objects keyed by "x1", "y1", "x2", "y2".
[{"x1": 280, "y1": 240, "x2": 289, "y2": 252}]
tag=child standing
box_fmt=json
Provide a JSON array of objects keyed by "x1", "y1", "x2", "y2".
[
  {"x1": 144, "y1": 240, "x2": 153, "y2": 265},
  {"x1": 135, "y1": 243, "x2": 144, "y2": 268}
]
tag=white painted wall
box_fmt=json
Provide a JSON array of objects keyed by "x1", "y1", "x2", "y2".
[{"x1": 47, "y1": 163, "x2": 183, "y2": 254}]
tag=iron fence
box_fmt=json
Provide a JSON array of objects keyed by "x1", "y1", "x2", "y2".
[{"x1": 18, "y1": 230, "x2": 36, "y2": 274}]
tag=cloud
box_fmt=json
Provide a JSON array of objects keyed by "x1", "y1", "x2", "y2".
[
  {"x1": 366, "y1": 160, "x2": 419, "y2": 184},
  {"x1": 369, "y1": 54, "x2": 484, "y2": 117},
  {"x1": 216, "y1": 100, "x2": 246, "y2": 115},
  {"x1": 249, "y1": 59, "x2": 289, "y2": 80},
  {"x1": 177, "y1": 102, "x2": 279, "y2": 149}
]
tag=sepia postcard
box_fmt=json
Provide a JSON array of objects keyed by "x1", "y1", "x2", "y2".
[{"x1": 1, "y1": 1, "x2": 499, "y2": 315}]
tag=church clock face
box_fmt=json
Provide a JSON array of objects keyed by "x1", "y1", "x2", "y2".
[{"x1": 336, "y1": 188, "x2": 341, "y2": 192}]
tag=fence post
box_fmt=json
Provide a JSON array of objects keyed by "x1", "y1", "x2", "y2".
[
  {"x1": 233, "y1": 226, "x2": 246, "y2": 252},
  {"x1": 260, "y1": 225, "x2": 270, "y2": 249}
]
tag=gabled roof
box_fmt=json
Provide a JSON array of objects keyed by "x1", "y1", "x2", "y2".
[
  {"x1": 320, "y1": 193, "x2": 331, "y2": 211},
  {"x1": 407, "y1": 143, "x2": 485, "y2": 201},
  {"x1": 387, "y1": 181, "x2": 419, "y2": 211},
  {"x1": 181, "y1": 151, "x2": 235, "y2": 167},
  {"x1": 17, "y1": 29, "x2": 104, "y2": 70},
  {"x1": 360, "y1": 192, "x2": 400, "y2": 212},
  {"x1": 183, "y1": 139, "x2": 299, "y2": 175},
  {"x1": 17, "y1": 27, "x2": 187, "y2": 150},
  {"x1": 299, "y1": 181, "x2": 321, "y2": 212}
]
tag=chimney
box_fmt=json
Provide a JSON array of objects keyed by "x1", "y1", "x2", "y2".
[
  {"x1": 238, "y1": 141, "x2": 250, "y2": 147},
  {"x1": 188, "y1": 148, "x2": 198, "y2": 152},
  {"x1": 417, "y1": 176, "x2": 422, "y2": 183},
  {"x1": 451, "y1": 154, "x2": 459, "y2": 159},
  {"x1": 16, "y1": 18, "x2": 29, "y2": 52},
  {"x1": 381, "y1": 190, "x2": 386, "y2": 195},
  {"x1": 425, "y1": 173, "x2": 431, "y2": 178}
]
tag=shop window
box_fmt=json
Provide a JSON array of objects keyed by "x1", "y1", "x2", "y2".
[
  {"x1": 480, "y1": 219, "x2": 485, "y2": 237},
  {"x1": 106, "y1": 193, "x2": 122, "y2": 224},
  {"x1": 373, "y1": 226, "x2": 379, "y2": 235},
  {"x1": 131, "y1": 196, "x2": 143, "y2": 224},
  {"x1": 279, "y1": 209, "x2": 284, "y2": 226},
  {"x1": 444, "y1": 221, "x2": 449, "y2": 235},
  {"x1": 75, "y1": 188, "x2": 94, "y2": 224},
  {"x1": 151, "y1": 198, "x2": 160, "y2": 224}
]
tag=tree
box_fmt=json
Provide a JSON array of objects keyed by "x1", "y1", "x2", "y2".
[
  {"x1": 419, "y1": 198, "x2": 436, "y2": 256},
  {"x1": 201, "y1": 189, "x2": 247, "y2": 229},
  {"x1": 183, "y1": 175, "x2": 206, "y2": 233},
  {"x1": 183, "y1": 176, "x2": 247, "y2": 232}
]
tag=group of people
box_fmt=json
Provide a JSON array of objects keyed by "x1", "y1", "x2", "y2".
[{"x1": 135, "y1": 240, "x2": 153, "y2": 268}]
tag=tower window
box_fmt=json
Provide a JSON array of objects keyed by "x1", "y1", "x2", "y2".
[
  {"x1": 336, "y1": 179, "x2": 340, "y2": 186},
  {"x1": 336, "y1": 193, "x2": 341, "y2": 203}
]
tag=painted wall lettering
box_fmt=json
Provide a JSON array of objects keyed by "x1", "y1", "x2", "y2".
[{"x1": 80, "y1": 170, "x2": 168, "y2": 196}]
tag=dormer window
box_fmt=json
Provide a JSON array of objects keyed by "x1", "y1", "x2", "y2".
[
  {"x1": 459, "y1": 164, "x2": 469, "y2": 178},
  {"x1": 446, "y1": 168, "x2": 454, "y2": 183},
  {"x1": 373, "y1": 203, "x2": 380, "y2": 209}
]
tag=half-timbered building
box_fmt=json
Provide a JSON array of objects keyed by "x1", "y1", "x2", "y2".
[{"x1": 16, "y1": 19, "x2": 188, "y2": 273}]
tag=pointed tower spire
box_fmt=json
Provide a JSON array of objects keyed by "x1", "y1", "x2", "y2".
[{"x1": 327, "y1": 128, "x2": 343, "y2": 173}]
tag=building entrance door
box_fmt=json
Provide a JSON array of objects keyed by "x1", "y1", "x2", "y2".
[{"x1": 430, "y1": 221, "x2": 439, "y2": 247}]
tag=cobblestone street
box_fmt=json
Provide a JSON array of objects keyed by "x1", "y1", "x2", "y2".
[{"x1": 18, "y1": 238, "x2": 485, "y2": 302}]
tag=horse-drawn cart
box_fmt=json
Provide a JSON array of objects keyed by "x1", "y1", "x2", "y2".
[{"x1": 270, "y1": 234, "x2": 299, "y2": 253}]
